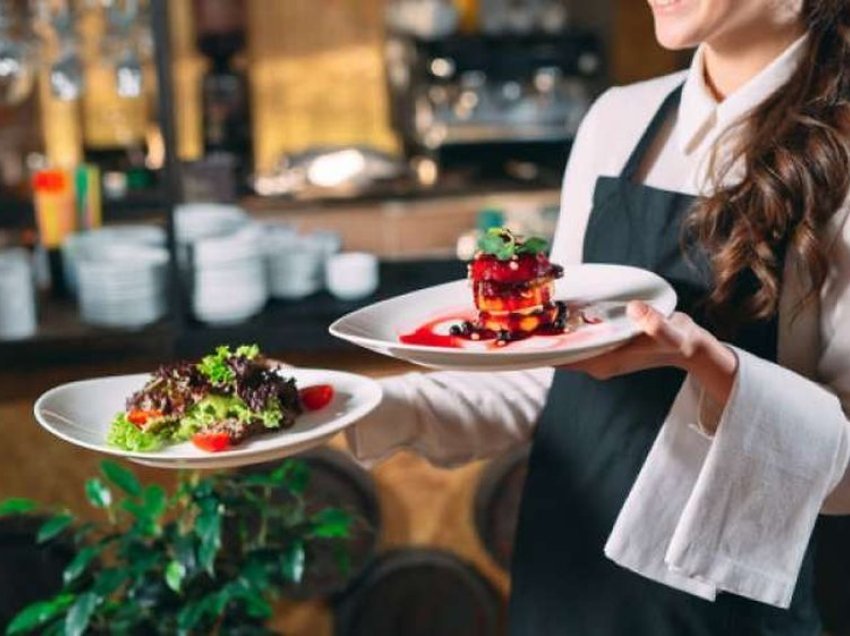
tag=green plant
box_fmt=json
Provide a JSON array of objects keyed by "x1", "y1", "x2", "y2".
[{"x1": 1, "y1": 459, "x2": 352, "y2": 636}]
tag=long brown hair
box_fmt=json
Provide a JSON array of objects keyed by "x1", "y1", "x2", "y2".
[{"x1": 689, "y1": 0, "x2": 850, "y2": 333}]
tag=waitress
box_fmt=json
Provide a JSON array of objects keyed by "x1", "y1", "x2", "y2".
[{"x1": 348, "y1": 0, "x2": 850, "y2": 634}]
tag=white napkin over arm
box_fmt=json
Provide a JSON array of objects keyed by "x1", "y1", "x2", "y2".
[{"x1": 605, "y1": 205, "x2": 850, "y2": 608}]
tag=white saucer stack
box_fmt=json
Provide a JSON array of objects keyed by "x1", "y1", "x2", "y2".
[
  {"x1": 62, "y1": 225, "x2": 166, "y2": 298},
  {"x1": 76, "y1": 243, "x2": 169, "y2": 329},
  {"x1": 263, "y1": 224, "x2": 342, "y2": 300},
  {"x1": 176, "y1": 204, "x2": 268, "y2": 325}
]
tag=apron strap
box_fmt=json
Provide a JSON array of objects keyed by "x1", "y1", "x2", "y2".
[{"x1": 621, "y1": 82, "x2": 685, "y2": 181}]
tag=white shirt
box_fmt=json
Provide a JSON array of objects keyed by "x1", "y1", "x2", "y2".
[{"x1": 347, "y1": 36, "x2": 850, "y2": 604}]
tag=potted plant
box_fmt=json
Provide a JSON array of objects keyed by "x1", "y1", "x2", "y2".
[{"x1": 0, "y1": 458, "x2": 353, "y2": 635}]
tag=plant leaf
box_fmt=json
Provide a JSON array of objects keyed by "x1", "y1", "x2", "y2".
[
  {"x1": 93, "y1": 568, "x2": 127, "y2": 596},
  {"x1": 333, "y1": 543, "x2": 352, "y2": 576},
  {"x1": 165, "y1": 560, "x2": 186, "y2": 593},
  {"x1": 63, "y1": 546, "x2": 99, "y2": 585},
  {"x1": 37, "y1": 514, "x2": 74, "y2": 543},
  {"x1": 142, "y1": 484, "x2": 167, "y2": 519},
  {"x1": 173, "y1": 534, "x2": 198, "y2": 576},
  {"x1": 84, "y1": 478, "x2": 112, "y2": 509},
  {"x1": 280, "y1": 539, "x2": 305, "y2": 584},
  {"x1": 195, "y1": 498, "x2": 222, "y2": 575},
  {"x1": 101, "y1": 461, "x2": 141, "y2": 497},
  {"x1": 310, "y1": 508, "x2": 351, "y2": 538},
  {"x1": 0, "y1": 497, "x2": 36, "y2": 516},
  {"x1": 64, "y1": 592, "x2": 98, "y2": 636},
  {"x1": 5, "y1": 594, "x2": 74, "y2": 635},
  {"x1": 272, "y1": 460, "x2": 309, "y2": 495},
  {"x1": 177, "y1": 601, "x2": 207, "y2": 635}
]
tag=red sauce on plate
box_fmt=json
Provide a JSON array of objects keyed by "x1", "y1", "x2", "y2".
[
  {"x1": 399, "y1": 303, "x2": 603, "y2": 349},
  {"x1": 399, "y1": 316, "x2": 465, "y2": 349}
]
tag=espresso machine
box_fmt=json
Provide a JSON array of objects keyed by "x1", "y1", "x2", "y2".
[{"x1": 385, "y1": 0, "x2": 606, "y2": 185}]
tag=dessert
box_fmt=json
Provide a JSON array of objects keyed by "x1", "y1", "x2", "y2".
[{"x1": 452, "y1": 227, "x2": 568, "y2": 345}]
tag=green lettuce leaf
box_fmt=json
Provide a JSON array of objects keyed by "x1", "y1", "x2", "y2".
[{"x1": 107, "y1": 413, "x2": 165, "y2": 452}]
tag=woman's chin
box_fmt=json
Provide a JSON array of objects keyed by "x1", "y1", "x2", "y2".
[{"x1": 653, "y1": 22, "x2": 702, "y2": 51}]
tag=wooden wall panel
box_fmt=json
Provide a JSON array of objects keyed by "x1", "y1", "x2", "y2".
[
  {"x1": 611, "y1": 0, "x2": 691, "y2": 84},
  {"x1": 246, "y1": 0, "x2": 397, "y2": 173}
]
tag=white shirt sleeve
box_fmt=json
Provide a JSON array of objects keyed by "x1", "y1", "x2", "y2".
[{"x1": 345, "y1": 89, "x2": 614, "y2": 467}]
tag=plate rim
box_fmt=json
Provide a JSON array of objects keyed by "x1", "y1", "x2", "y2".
[
  {"x1": 33, "y1": 368, "x2": 383, "y2": 463},
  {"x1": 329, "y1": 263, "x2": 677, "y2": 357}
]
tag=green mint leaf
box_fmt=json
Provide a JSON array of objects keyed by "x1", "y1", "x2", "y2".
[{"x1": 517, "y1": 236, "x2": 549, "y2": 255}]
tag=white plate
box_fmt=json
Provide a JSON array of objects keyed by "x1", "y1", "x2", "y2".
[
  {"x1": 34, "y1": 368, "x2": 382, "y2": 470},
  {"x1": 330, "y1": 263, "x2": 677, "y2": 372}
]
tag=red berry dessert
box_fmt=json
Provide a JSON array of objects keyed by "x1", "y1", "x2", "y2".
[{"x1": 451, "y1": 228, "x2": 567, "y2": 345}]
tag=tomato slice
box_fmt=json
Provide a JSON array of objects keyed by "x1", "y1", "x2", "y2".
[
  {"x1": 191, "y1": 432, "x2": 232, "y2": 452},
  {"x1": 299, "y1": 384, "x2": 334, "y2": 411},
  {"x1": 127, "y1": 409, "x2": 162, "y2": 427}
]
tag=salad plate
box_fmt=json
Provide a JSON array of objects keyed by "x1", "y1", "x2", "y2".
[
  {"x1": 34, "y1": 366, "x2": 382, "y2": 470},
  {"x1": 329, "y1": 263, "x2": 677, "y2": 372}
]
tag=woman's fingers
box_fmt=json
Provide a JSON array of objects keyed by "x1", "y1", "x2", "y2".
[{"x1": 627, "y1": 301, "x2": 686, "y2": 351}]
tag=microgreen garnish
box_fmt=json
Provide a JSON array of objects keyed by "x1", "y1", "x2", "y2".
[{"x1": 476, "y1": 227, "x2": 549, "y2": 260}]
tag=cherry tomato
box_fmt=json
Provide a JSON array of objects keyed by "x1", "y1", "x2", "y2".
[
  {"x1": 299, "y1": 384, "x2": 334, "y2": 411},
  {"x1": 127, "y1": 409, "x2": 162, "y2": 427},
  {"x1": 191, "y1": 432, "x2": 232, "y2": 452}
]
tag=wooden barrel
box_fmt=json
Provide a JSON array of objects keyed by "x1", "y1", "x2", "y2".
[
  {"x1": 0, "y1": 515, "x2": 75, "y2": 628},
  {"x1": 473, "y1": 445, "x2": 530, "y2": 571},
  {"x1": 333, "y1": 548, "x2": 506, "y2": 636},
  {"x1": 237, "y1": 446, "x2": 381, "y2": 599}
]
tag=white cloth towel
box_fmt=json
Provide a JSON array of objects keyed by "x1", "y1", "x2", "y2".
[{"x1": 606, "y1": 347, "x2": 850, "y2": 608}]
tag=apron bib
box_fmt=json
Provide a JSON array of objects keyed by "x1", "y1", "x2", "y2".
[{"x1": 507, "y1": 85, "x2": 821, "y2": 636}]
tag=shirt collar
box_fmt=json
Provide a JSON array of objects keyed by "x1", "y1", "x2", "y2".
[{"x1": 676, "y1": 34, "x2": 808, "y2": 155}]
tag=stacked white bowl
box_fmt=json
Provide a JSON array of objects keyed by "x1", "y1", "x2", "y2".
[
  {"x1": 176, "y1": 204, "x2": 268, "y2": 325},
  {"x1": 62, "y1": 225, "x2": 166, "y2": 298},
  {"x1": 263, "y1": 223, "x2": 342, "y2": 300},
  {"x1": 0, "y1": 248, "x2": 37, "y2": 340},
  {"x1": 76, "y1": 242, "x2": 169, "y2": 329}
]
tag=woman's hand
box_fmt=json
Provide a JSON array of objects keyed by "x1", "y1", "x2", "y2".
[{"x1": 560, "y1": 301, "x2": 738, "y2": 431}]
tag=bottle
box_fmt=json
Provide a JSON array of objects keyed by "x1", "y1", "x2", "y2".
[{"x1": 194, "y1": 0, "x2": 253, "y2": 188}]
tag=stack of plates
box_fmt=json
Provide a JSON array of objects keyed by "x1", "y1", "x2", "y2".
[
  {"x1": 264, "y1": 224, "x2": 342, "y2": 300},
  {"x1": 76, "y1": 243, "x2": 169, "y2": 329},
  {"x1": 177, "y1": 205, "x2": 268, "y2": 325},
  {"x1": 62, "y1": 225, "x2": 166, "y2": 297},
  {"x1": 0, "y1": 248, "x2": 37, "y2": 340}
]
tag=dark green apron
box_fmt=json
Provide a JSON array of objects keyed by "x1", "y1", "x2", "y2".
[{"x1": 507, "y1": 84, "x2": 822, "y2": 635}]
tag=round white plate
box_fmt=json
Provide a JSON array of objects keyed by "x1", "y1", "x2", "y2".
[
  {"x1": 329, "y1": 263, "x2": 677, "y2": 372},
  {"x1": 34, "y1": 368, "x2": 382, "y2": 470}
]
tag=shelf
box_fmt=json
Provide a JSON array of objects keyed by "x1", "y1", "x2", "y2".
[
  {"x1": 1, "y1": 258, "x2": 465, "y2": 368},
  {"x1": 0, "y1": 295, "x2": 175, "y2": 369},
  {"x1": 176, "y1": 258, "x2": 465, "y2": 358}
]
